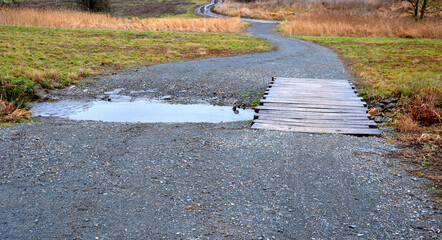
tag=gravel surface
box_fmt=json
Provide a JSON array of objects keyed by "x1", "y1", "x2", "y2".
[
  {"x1": 1, "y1": 22, "x2": 441, "y2": 239},
  {"x1": 1, "y1": 121, "x2": 440, "y2": 239},
  {"x1": 50, "y1": 23, "x2": 351, "y2": 107}
]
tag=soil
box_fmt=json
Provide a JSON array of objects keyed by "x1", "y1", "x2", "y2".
[{"x1": 19, "y1": 0, "x2": 196, "y2": 18}]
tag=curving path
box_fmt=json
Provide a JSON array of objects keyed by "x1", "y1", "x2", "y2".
[
  {"x1": 52, "y1": 14, "x2": 352, "y2": 106},
  {"x1": 195, "y1": 0, "x2": 281, "y2": 23},
  {"x1": 1, "y1": 2, "x2": 441, "y2": 239}
]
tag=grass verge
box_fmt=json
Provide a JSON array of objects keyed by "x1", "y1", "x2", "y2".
[{"x1": 0, "y1": 25, "x2": 272, "y2": 107}]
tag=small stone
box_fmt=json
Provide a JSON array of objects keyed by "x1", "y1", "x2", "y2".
[
  {"x1": 160, "y1": 95, "x2": 172, "y2": 100},
  {"x1": 349, "y1": 225, "x2": 356, "y2": 229}
]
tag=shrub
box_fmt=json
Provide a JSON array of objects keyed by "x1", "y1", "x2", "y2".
[{"x1": 77, "y1": 0, "x2": 111, "y2": 13}]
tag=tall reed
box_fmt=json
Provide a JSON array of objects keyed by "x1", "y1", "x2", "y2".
[
  {"x1": 283, "y1": 13, "x2": 441, "y2": 39},
  {"x1": 0, "y1": 7, "x2": 245, "y2": 33}
]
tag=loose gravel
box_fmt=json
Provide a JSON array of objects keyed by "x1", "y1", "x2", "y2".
[
  {"x1": 1, "y1": 23, "x2": 441, "y2": 239},
  {"x1": 1, "y1": 121, "x2": 440, "y2": 239}
]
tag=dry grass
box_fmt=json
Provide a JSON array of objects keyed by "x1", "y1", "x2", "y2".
[
  {"x1": 216, "y1": 0, "x2": 441, "y2": 39},
  {"x1": 397, "y1": 115, "x2": 423, "y2": 133},
  {"x1": 0, "y1": 7, "x2": 245, "y2": 33},
  {"x1": 215, "y1": 0, "x2": 395, "y2": 20},
  {"x1": 403, "y1": 94, "x2": 442, "y2": 126},
  {"x1": 0, "y1": 100, "x2": 31, "y2": 123},
  {"x1": 282, "y1": 14, "x2": 441, "y2": 39}
]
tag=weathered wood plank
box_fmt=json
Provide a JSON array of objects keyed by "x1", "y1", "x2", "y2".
[
  {"x1": 255, "y1": 115, "x2": 376, "y2": 126},
  {"x1": 266, "y1": 88, "x2": 358, "y2": 94},
  {"x1": 255, "y1": 105, "x2": 368, "y2": 114},
  {"x1": 269, "y1": 83, "x2": 355, "y2": 89},
  {"x1": 265, "y1": 89, "x2": 359, "y2": 95},
  {"x1": 260, "y1": 99, "x2": 366, "y2": 108},
  {"x1": 253, "y1": 118, "x2": 377, "y2": 128},
  {"x1": 273, "y1": 77, "x2": 351, "y2": 83},
  {"x1": 253, "y1": 77, "x2": 378, "y2": 135},
  {"x1": 264, "y1": 92, "x2": 363, "y2": 100},
  {"x1": 255, "y1": 110, "x2": 371, "y2": 119},
  {"x1": 251, "y1": 123, "x2": 381, "y2": 136}
]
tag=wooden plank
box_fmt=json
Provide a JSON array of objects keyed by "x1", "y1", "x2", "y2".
[
  {"x1": 253, "y1": 119, "x2": 375, "y2": 129},
  {"x1": 266, "y1": 88, "x2": 358, "y2": 94},
  {"x1": 255, "y1": 115, "x2": 376, "y2": 126},
  {"x1": 269, "y1": 83, "x2": 355, "y2": 89},
  {"x1": 255, "y1": 110, "x2": 371, "y2": 119},
  {"x1": 253, "y1": 77, "x2": 378, "y2": 135},
  {"x1": 265, "y1": 89, "x2": 359, "y2": 95},
  {"x1": 264, "y1": 92, "x2": 363, "y2": 101},
  {"x1": 255, "y1": 105, "x2": 368, "y2": 114},
  {"x1": 253, "y1": 118, "x2": 376, "y2": 127},
  {"x1": 273, "y1": 77, "x2": 351, "y2": 83},
  {"x1": 260, "y1": 99, "x2": 366, "y2": 108},
  {"x1": 251, "y1": 123, "x2": 381, "y2": 136},
  {"x1": 271, "y1": 79, "x2": 350, "y2": 85}
]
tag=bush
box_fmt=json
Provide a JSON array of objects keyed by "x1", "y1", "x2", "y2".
[{"x1": 77, "y1": 0, "x2": 111, "y2": 13}]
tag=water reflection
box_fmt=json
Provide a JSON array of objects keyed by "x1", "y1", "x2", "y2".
[{"x1": 32, "y1": 100, "x2": 254, "y2": 123}]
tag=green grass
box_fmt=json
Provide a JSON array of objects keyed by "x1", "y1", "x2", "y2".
[
  {"x1": 0, "y1": 25, "x2": 271, "y2": 105},
  {"x1": 172, "y1": 0, "x2": 208, "y2": 18},
  {"x1": 294, "y1": 36, "x2": 442, "y2": 104}
]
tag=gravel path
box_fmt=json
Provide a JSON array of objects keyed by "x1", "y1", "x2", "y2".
[
  {"x1": 51, "y1": 23, "x2": 350, "y2": 107},
  {"x1": 1, "y1": 121, "x2": 440, "y2": 239},
  {"x1": 1, "y1": 17, "x2": 441, "y2": 240}
]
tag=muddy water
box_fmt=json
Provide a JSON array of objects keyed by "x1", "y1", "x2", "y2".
[{"x1": 31, "y1": 100, "x2": 254, "y2": 123}]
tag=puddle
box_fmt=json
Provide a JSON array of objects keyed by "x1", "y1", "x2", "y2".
[{"x1": 31, "y1": 100, "x2": 254, "y2": 123}]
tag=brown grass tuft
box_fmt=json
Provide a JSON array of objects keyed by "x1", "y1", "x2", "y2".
[
  {"x1": 407, "y1": 95, "x2": 442, "y2": 126},
  {"x1": 77, "y1": 68, "x2": 94, "y2": 78},
  {"x1": 396, "y1": 114, "x2": 423, "y2": 133},
  {"x1": 0, "y1": 7, "x2": 245, "y2": 33},
  {"x1": 0, "y1": 100, "x2": 31, "y2": 122}
]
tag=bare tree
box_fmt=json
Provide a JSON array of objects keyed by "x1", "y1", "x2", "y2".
[
  {"x1": 0, "y1": 0, "x2": 21, "y2": 7},
  {"x1": 405, "y1": 0, "x2": 430, "y2": 19},
  {"x1": 76, "y1": 0, "x2": 111, "y2": 13}
]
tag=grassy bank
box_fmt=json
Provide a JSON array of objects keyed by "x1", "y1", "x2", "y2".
[{"x1": 0, "y1": 25, "x2": 272, "y2": 107}]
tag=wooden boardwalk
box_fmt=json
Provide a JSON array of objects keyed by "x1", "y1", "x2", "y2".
[{"x1": 252, "y1": 77, "x2": 380, "y2": 136}]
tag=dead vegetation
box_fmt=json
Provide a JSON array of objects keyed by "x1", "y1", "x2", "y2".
[
  {"x1": 282, "y1": 13, "x2": 440, "y2": 38},
  {"x1": 216, "y1": 0, "x2": 441, "y2": 39},
  {"x1": 0, "y1": 100, "x2": 31, "y2": 123},
  {"x1": 0, "y1": 7, "x2": 245, "y2": 33}
]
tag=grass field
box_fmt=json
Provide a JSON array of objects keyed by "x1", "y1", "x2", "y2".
[
  {"x1": 17, "y1": 0, "x2": 206, "y2": 18},
  {"x1": 0, "y1": 25, "x2": 271, "y2": 107}
]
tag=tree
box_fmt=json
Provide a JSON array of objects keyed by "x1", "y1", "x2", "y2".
[
  {"x1": 405, "y1": 0, "x2": 430, "y2": 19},
  {"x1": 0, "y1": 0, "x2": 21, "y2": 7},
  {"x1": 76, "y1": 0, "x2": 111, "y2": 13}
]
